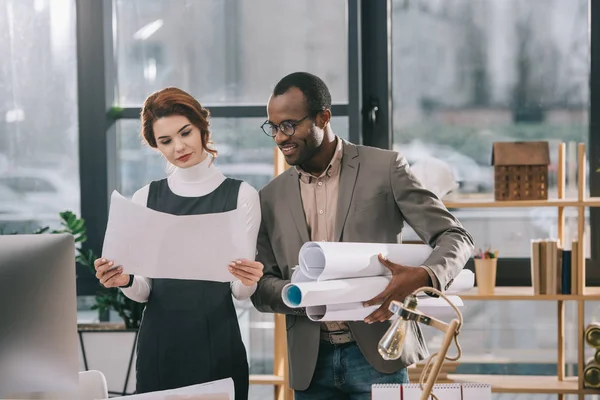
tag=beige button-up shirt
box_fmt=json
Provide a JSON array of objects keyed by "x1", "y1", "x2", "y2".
[{"x1": 296, "y1": 137, "x2": 349, "y2": 332}]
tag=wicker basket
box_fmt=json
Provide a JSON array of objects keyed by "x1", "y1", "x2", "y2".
[{"x1": 492, "y1": 141, "x2": 550, "y2": 201}]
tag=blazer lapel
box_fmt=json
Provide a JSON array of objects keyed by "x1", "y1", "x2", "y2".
[
  {"x1": 285, "y1": 168, "x2": 310, "y2": 243},
  {"x1": 334, "y1": 141, "x2": 360, "y2": 242}
]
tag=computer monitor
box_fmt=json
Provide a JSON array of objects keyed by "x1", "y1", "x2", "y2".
[{"x1": 0, "y1": 233, "x2": 79, "y2": 399}]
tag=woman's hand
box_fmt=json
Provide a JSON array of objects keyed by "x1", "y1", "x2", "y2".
[
  {"x1": 94, "y1": 258, "x2": 130, "y2": 288},
  {"x1": 228, "y1": 259, "x2": 264, "y2": 287}
]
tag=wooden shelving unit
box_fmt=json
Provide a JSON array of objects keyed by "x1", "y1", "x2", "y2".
[
  {"x1": 445, "y1": 142, "x2": 597, "y2": 400},
  {"x1": 447, "y1": 375, "x2": 581, "y2": 394},
  {"x1": 255, "y1": 142, "x2": 597, "y2": 400},
  {"x1": 249, "y1": 374, "x2": 285, "y2": 385},
  {"x1": 445, "y1": 198, "x2": 600, "y2": 209},
  {"x1": 459, "y1": 286, "x2": 600, "y2": 301}
]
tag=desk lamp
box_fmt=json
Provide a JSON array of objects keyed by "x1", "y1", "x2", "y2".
[{"x1": 378, "y1": 287, "x2": 463, "y2": 400}]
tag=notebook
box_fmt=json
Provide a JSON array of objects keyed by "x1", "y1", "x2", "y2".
[
  {"x1": 459, "y1": 383, "x2": 492, "y2": 400},
  {"x1": 371, "y1": 382, "x2": 491, "y2": 400},
  {"x1": 403, "y1": 383, "x2": 461, "y2": 400}
]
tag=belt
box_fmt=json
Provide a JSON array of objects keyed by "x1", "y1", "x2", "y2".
[{"x1": 320, "y1": 330, "x2": 355, "y2": 345}]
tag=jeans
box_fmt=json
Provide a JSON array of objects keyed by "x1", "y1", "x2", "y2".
[{"x1": 294, "y1": 340, "x2": 409, "y2": 400}]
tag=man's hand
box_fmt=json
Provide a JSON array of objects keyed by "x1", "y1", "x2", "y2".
[
  {"x1": 229, "y1": 259, "x2": 264, "y2": 287},
  {"x1": 363, "y1": 254, "x2": 431, "y2": 324}
]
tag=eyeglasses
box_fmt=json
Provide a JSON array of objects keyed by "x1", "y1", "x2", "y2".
[{"x1": 261, "y1": 115, "x2": 310, "y2": 138}]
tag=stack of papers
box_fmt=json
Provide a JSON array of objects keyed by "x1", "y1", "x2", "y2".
[{"x1": 282, "y1": 242, "x2": 474, "y2": 321}]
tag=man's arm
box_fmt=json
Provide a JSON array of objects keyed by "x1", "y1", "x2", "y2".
[
  {"x1": 391, "y1": 152, "x2": 475, "y2": 291},
  {"x1": 250, "y1": 208, "x2": 305, "y2": 316}
]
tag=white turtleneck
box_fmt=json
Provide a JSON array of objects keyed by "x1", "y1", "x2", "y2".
[{"x1": 120, "y1": 155, "x2": 261, "y2": 302}]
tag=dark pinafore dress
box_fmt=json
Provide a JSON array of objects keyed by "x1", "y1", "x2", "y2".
[{"x1": 135, "y1": 177, "x2": 249, "y2": 400}]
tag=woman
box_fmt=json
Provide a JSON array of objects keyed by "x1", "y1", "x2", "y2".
[{"x1": 93, "y1": 87, "x2": 263, "y2": 399}]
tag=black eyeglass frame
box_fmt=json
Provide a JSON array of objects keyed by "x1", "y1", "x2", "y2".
[{"x1": 260, "y1": 115, "x2": 311, "y2": 138}]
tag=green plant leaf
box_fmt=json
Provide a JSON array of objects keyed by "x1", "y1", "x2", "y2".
[
  {"x1": 72, "y1": 219, "x2": 84, "y2": 229},
  {"x1": 75, "y1": 234, "x2": 87, "y2": 243}
]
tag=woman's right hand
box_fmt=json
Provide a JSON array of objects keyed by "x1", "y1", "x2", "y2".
[{"x1": 94, "y1": 258, "x2": 130, "y2": 288}]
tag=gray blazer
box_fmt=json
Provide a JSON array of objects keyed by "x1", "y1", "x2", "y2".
[{"x1": 251, "y1": 140, "x2": 474, "y2": 391}]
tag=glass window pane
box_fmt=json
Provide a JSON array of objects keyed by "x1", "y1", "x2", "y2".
[
  {"x1": 236, "y1": 299, "x2": 275, "y2": 376},
  {"x1": 114, "y1": 0, "x2": 348, "y2": 106},
  {"x1": 392, "y1": 0, "x2": 590, "y2": 258},
  {"x1": 392, "y1": 0, "x2": 589, "y2": 384},
  {"x1": 0, "y1": 0, "x2": 79, "y2": 234},
  {"x1": 423, "y1": 300, "x2": 560, "y2": 368}
]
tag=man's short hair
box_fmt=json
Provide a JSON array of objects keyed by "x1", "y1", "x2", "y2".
[{"x1": 273, "y1": 72, "x2": 332, "y2": 117}]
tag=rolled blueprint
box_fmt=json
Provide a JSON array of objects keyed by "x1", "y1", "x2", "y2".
[
  {"x1": 283, "y1": 276, "x2": 390, "y2": 308},
  {"x1": 298, "y1": 241, "x2": 433, "y2": 281},
  {"x1": 282, "y1": 269, "x2": 474, "y2": 308},
  {"x1": 305, "y1": 296, "x2": 464, "y2": 322}
]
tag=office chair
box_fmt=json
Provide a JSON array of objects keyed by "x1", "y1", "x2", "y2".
[{"x1": 78, "y1": 370, "x2": 108, "y2": 400}]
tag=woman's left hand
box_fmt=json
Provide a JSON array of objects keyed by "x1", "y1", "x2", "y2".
[{"x1": 229, "y1": 259, "x2": 264, "y2": 287}]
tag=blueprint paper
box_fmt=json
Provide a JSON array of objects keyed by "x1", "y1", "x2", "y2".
[
  {"x1": 298, "y1": 242, "x2": 433, "y2": 281},
  {"x1": 283, "y1": 270, "x2": 474, "y2": 308},
  {"x1": 306, "y1": 296, "x2": 464, "y2": 322},
  {"x1": 283, "y1": 276, "x2": 391, "y2": 308},
  {"x1": 102, "y1": 191, "x2": 255, "y2": 281}
]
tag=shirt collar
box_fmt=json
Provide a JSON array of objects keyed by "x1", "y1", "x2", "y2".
[{"x1": 296, "y1": 136, "x2": 343, "y2": 182}]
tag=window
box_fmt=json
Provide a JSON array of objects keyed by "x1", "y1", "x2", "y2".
[
  {"x1": 0, "y1": 179, "x2": 40, "y2": 234},
  {"x1": 392, "y1": 0, "x2": 590, "y2": 380},
  {"x1": 0, "y1": 176, "x2": 57, "y2": 193},
  {"x1": 0, "y1": 0, "x2": 79, "y2": 234},
  {"x1": 392, "y1": 0, "x2": 589, "y2": 258},
  {"x1": 114, "y1": 0, "x2": 348, "y2": 106}
]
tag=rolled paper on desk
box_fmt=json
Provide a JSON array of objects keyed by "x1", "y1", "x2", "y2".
[
  {"x1": 305, "y1": 296, "x2": 464, "y2": 322},
  {"x1": 282, "y1": 269, "x2": 474, "y2": 308},
  {"x1": 298, "y1": 241, "x2": 433, "y2": 282}
]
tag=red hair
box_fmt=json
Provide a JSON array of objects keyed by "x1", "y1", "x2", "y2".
[{"x1": 140, "y1": 87, "x2": 217, "y2": 159}]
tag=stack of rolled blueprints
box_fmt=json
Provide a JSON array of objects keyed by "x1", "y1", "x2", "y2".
[{"x1": 281, "y1": 242, "x2": 474, "y2": 322}]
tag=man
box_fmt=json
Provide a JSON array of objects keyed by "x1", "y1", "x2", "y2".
[{"x1": 233, "y1": 72, "x2": 473, "y2": 399}]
